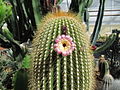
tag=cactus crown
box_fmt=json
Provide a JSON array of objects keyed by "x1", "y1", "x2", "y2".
[{"x1": 30, "y1": 12, "x2": 94, "y2": 90}]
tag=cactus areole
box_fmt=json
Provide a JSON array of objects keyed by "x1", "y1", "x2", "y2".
[{"x1": 30, "y1": 12, "x2": 94, "y2": 90}]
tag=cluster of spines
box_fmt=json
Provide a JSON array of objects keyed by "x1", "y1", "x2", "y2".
[{"x1": 30, "y1": 13, "x2": 94, "y2": 90}]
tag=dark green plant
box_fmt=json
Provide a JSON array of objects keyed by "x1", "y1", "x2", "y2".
[
  {"x1": 69, "y1": 0, "x2": 93, "y2": 16},
  {"x1": 14, "y1": 69, "x2": 28, "y2": 90},
  {"x1": 97, "y1": 35, "x2": 107, "y2": 42},
  {"x1": 91, "y1": 0, "x2": 106, "y2": 45},
  {"x1": 69, "y1": 0, "x2": 93, "y2": 31},
  {"x1": 0, "y1": 49, "x2": 25, "y2": 89},
  {"x1": 0, "y1": 1, "x2": 30, "y2": 89},
  {"x1": 94, "y1": 33, "x2": 117, "y2": 54},
  {"x1": 6, "y1": 0, "x2": 36, "y2": 43},
  {"x1": 0, "y1": 0, "x2": 20, "y2": 58},
  {"x1": 32, "y1": 0, "x2": 42, "y2": 25},
  {"x1": 39, "y1": 0, "x2": 63, "y2": 15},
  {"x1": 98, "y1": 56, "x2": 109, "y2": 79},
  {"x1": 32, "y1": 0, "x2": 64, "y2": 25},
  {"x1": 30, "y1": 12, "x2": 94, "y2": 90},
  {"x1": 0, "y1": 0, "x2": 12, "y2": 27},
  {"x1": 5, "y1": 0, "x2": 64, "y2": 42}
]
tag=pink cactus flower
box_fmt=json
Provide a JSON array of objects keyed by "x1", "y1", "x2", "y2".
[
  {"x1": 91, "y1": 45, "x2": 97, "y2": 51},
  {"x1": 54, "y1": 35, "x2": 76, "y2": 56}
]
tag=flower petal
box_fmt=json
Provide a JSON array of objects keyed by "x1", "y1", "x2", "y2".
[
  {"x1": 55, "y1": 36, "x2": 62, "y2": 43},
  {"x1": 55, "y1": 48, "x2": 62, "y2": 54},
  {"x1": 62, "y1": 52, "x2": 67, "y2": 56},
  {"x1": 54, "y1": 44, "x2": 58, "y2": 48},
  {"x1": 57, "y1": 35, "x2": 62, "y2": 40},
  {"x1": 72, "y1": 42, "x2": 76, "y2": 47},
  {"x1": 68, "y1": 50, "x2": 72, "y2": 54},
  {"x1": 65, "y1": 35, "x2": 72, "y2": 42},
  {"x1": 55, "y1": 39, "x2": 60, "y2": 43},
  {"x1": 66, "y1": 51, "x2": 70, "y2": 55},
  {"x1": 71, "y1": 46, "x2": 75, "y2": 51},
  {"x1": 61, "y1": 35, "x2": 65, "y2": 38}
]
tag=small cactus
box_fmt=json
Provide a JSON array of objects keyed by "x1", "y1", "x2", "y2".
[
  {"x1": 30, "y1": 12, "x2": 94, "y2": 90},
  {"x1": 102, "y1": 74, "x2": 114, "y2": 90},
  {"x1": 99, "y1": 55, "x2": 109, "y2": 79},
  {"x1": 98, "y1": 55, "x2": 114, "y2": 90}
]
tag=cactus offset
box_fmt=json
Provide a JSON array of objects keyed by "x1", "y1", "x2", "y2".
[
  {"x1": 30, "y1": 12, "x2": 94, "y2": 90},
  {"x1": 99, "y1": 55, "x2": 109, "y2": 79}
]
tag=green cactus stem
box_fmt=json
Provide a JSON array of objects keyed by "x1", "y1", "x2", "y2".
[
  {"x1": 29, "y1": 12, "x2": 94, "y2": 90},
  {"x1": 14, "y1": 69, "x2": 28, "y2": 90},
  {"x1": 98, "y1": 55, "x2": 109, "y2": 79}
]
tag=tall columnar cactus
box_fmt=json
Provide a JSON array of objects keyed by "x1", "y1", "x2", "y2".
[{"x1": 30, "y1": 12, "x2": 94, "y2": 90}]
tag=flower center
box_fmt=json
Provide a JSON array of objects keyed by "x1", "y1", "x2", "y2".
[{"x1": 63, "y1": 43, "x2": 66, "y2": 47}]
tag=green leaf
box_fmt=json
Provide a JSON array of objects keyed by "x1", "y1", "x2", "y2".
[
  {"x1": 22, "y1": 55, "x2": 31, "y2": 68},
  {"x1": 1, "y1": 28, "x2": 20, "y2": 47},
  {"x1": 0, "y1": 0, "x2": 12, "y2": 26},
  {"x1": 58, "y1": 0, "x2": 63, "y2": 4},
  {"x1": 2, "y1": 28, "x2": 14, "y2": 40},
  {"x1": 32, "y1": 0, "x2": 42, "y2": 25}
]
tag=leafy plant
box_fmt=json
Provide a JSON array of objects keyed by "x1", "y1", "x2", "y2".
[
  {"x1": 94, "y1": 33, "x2": 117, "y2": 54},
  {"x1": 6, "y1": 0, "x2": 37, "y2": 43},
  {"x1": 22, "y1": 55, "x2": 31, "y2": 68},
  {"x1": 0, "y1": 1, "x2": 30, "y2": 89},
  {"x1": 0, "y1": 0, "x2": 12, "y2": 27}
]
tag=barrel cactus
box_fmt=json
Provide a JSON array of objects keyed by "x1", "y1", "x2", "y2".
[{"x1": 30, "y1": 12, "x2": 94, "y2": 90}]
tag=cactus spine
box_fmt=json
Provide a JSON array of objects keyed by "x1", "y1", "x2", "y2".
[{"x1": 30, "y1": 12, "x2": 94, "y2": 90}]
